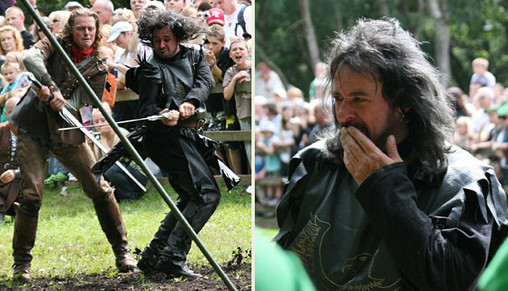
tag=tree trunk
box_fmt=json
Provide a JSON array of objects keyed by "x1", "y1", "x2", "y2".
[
  {"x1": 378, "y1": 0, "x2": 390, "y2": 16},
  {"x1": 400, "y1": 0, "x2": 424, "y2": 36},
  {"x1": 425, "y1": 0, "x2": 451, "y2": 87},
  {"x1": 298, "y1": 0, "x2": 321, "y2": 70},
  {"x1": 333, "y1": 2, "x2": 343, "y2": 33}
]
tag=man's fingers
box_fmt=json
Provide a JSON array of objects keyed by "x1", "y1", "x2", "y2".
[
  {"x1": 341, "y1": 131, "x2": 361, "y2": 163},
  {"x1": 385, "y1": 135, "x2": 402, "y2": 162},
  {"x1": 343, "y1": 154, "x2": 355, "y2": 174},
  {"x1": 179, "y1": 106, "x2": 194, "y2": 119},
  {"x1": 347, "y1": 126, "x2": 378, "y2": 153}
]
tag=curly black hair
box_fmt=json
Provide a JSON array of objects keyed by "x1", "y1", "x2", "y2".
[
  {"x1": 325, "y1": 17, "x2": 455, "y2": 173},
  {"x1": 137, "y1": 10, "x2": 209, "y2": 47}
]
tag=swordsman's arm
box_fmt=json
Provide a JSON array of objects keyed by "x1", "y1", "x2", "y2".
[
  {"x1": 24, "y1": 44, "x2": 66, "y2": 111},
  {"x1": 184, "y1": 50, "x2": 215, "y2": 107},
  {"x1": 23, "y1": 38, "x2": 60, "y2": 92}
]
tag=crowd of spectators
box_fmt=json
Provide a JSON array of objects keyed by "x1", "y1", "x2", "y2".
[
  {"x1": 450, "y1": 58, "x2": 508, "y2": 191},
  {"x1": 0, "y1": 0, "x2": 252, "y2": 222},
  {"x1": 254, "y1": 56, "x2": 508, "y2": 217}
]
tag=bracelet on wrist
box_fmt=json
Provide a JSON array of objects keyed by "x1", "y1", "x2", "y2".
[{"x1": 208, "y1": 62, "x2": 216, "y2": 68}]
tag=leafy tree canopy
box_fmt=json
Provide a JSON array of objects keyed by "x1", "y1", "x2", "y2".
[{"x1": 257, "y1": 0, "x2": 508, "y2": 98}]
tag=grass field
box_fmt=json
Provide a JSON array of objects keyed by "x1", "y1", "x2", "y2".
[{"x1": 0, "y1": 180, "x2": 252, "y2": 279}]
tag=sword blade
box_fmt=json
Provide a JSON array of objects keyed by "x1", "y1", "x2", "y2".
[
  {"x1": 57, "y1": 113, "x2": 169, "y2": 131},
  {"x1": 59, "y1": 109, "x2": 147, "y2": 192}
]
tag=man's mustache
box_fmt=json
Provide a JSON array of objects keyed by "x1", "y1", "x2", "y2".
[{"x1": 340, "y1": 123, "x2": 369, "y2": 138}]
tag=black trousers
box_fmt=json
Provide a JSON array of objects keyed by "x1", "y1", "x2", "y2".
[{"x1": 144, "y1": 126, "x2": 221, "y2": 261}]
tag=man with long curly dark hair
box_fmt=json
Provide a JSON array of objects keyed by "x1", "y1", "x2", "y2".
[
  {"x1": 274, "y1": 18, "x2": 508, "y2": 290},
  {"x1": 127, "y1": 10, "x2": 220, "y2": 279},
  {"x1": 10, "y1": 8, "x2": 137, "y2": 282}
]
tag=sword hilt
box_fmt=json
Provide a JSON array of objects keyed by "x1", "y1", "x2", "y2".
[{"x1": 28, "y1": 73, "x2": 54, "y2": 102}]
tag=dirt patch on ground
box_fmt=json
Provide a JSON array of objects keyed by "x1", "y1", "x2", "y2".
[{"x1": 1, "y1": 262, "x2": 251, "y2": 291}]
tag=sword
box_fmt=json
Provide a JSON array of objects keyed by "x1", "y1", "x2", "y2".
[
  {"x1": 30, "y1": 77, "x2": 147, "y2": 192},
  {"x1": 57, "y1": 112, "x2": 171, "y2": 131},
  {"x1": 58, "y1": 108, "x2": 147, "y2": 192}
]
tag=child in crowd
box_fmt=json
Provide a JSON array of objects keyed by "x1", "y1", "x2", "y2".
[
  {"x1": 0, "y1": 60, "x2": 31, "y2": 122},
  {"x1": 469, "y1": 57, "x2": 496, "y2": 99},
  {"x1": 222, "y1": 39, "x2": 252, "y2": 164},
  {"x1": 308, "y1": 62, "x2": 329, "y2": 101},
  {"x1": 256, "y1": 120, "x2": 281, "y2": 205},
  {"x1": 471, "y1": 57, "x2": 496, "y2": 88},
  {"x1": 453, "y1": 116, "x2": 474, "y2": 152},
  {"x1": 275, "y1": 102, "x2": 296, "y2": 176},
  {"x1": 223, "y1": 39, "x2": 252, "y2": 164}
]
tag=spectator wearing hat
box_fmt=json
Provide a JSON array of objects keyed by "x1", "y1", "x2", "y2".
[
  {"x1": 204, "y1": 7, "x2": 231, "y2": 48},
  {"x1": 256, "y1": 119, "x2": 282, "y2": 206},
  {"x1": 93, "y1": 0, "x2": 114, "y2": 25},
  {"x1": 64, "y1": 1, "x2": 83, "y2": 11},
  {"x1": 142, "y1": 1, "x2": 165, "y2": 13},
  {"x1": 106, "y1": 21, "x2": 143, "y2": 132},
  {"x1": 206, "y1": 7, "x2": 225, "y2": 26},
  {"x1": 254, "y1": 95, "x2": 267, "y2": 125},
  {"x1": 165, "y1": 0, "x2": 186, "y2": 13},
  {"x1": 273, "y1": 86, "x2": 287, "y2": 105}
]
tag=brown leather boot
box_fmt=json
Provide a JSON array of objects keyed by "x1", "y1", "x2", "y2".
[
  {"x1": 12, "y1": 202, "x2": 38, "y2": 282},
  {"x1": 92, "y1": 194, "x2": 138, "y2": 272}
]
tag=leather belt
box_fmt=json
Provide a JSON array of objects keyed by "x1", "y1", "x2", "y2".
[{"x1": 177, "y1": 118, "x2": 206, "y2": 130}]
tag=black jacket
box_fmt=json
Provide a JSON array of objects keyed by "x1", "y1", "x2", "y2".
[{"x1": 276, "y1": 140, "x2": 508, "y2": 290}]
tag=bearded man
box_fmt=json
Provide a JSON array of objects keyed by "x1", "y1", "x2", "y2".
[{"x1": 274, "y1": 18, "x2": 508, "y2": 290}]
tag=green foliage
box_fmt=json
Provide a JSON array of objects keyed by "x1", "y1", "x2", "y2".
[
  {"x1": 257, "y1": 0, "x2": 508, "y2": 96},
  {"x1": 0, "y1": 181, "x2": 251, "y2": 279}
]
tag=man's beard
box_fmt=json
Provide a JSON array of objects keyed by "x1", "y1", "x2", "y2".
[{"x1": 339, "y1": 114, "x2": 399, "y2": 152}]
